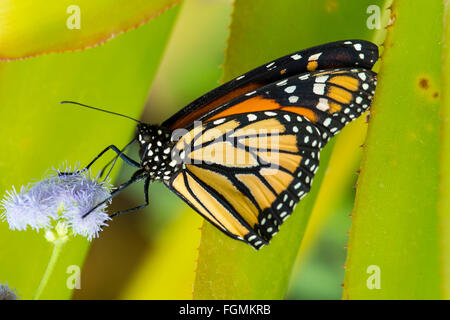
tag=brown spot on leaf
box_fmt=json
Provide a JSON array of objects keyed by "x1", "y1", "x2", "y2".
[
  {"x1": 419, "y1": 78, "x2": 429, "y2": 90},
  {"x1": 417, "y1": 76, "x2": 440, "y2": 101}
]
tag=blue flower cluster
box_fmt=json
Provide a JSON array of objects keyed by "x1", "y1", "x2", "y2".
[{"x1": 0, "y1": 164, "x2": 113, "y2": 240}]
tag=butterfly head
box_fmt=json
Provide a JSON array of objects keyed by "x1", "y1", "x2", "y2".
[{"x1": 136, "y1": 123, "x2": 179, "y2": 181}]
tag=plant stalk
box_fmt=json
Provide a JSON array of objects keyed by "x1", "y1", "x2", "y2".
[{"x1": 33, "y1": 240, "x2": 65, "y2": 300}]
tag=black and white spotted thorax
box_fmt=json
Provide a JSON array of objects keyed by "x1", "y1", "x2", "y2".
[{"x1": 137, "y1": 124, "x2": 180, "y2": 181}]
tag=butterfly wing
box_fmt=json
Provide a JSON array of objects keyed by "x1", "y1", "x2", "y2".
[
  {"x1": 165, "y1": 68, "x2": 377, "y2": 249},
  {"x1": 162, "y1": 40, "x2": 378, "y2": 130}
]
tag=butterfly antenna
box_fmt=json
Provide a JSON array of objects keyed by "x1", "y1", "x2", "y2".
[{"x1": 61, "y1": 101, "x2": 142, "y2": 123}]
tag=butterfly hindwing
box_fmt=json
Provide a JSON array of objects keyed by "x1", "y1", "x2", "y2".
[
  {"x1": 163, "y1": 40, "x2": 378, "y2": 130},
  {"x1": 166, "y1": 110, "x2": 323, "y2": 249},
  {"x1": 164, "y1": 67, "x2": 376, "y2": 249}
]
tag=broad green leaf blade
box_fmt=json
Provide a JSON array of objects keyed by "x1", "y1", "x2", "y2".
[
  {"x1": 297, "y1": 117, "x2": 367, "y2": 258},
  {"x1": 295, "y1": 0, "x2": 391, "y2": 283},
  {"x1": 343, "y1": 1, "x2": 443, "y2": 299},
  {"x1": 0, "y1": 0, "x2": 180, "y2": 60},
  {"x1": 440, "y1": 0, "x2": 450, "y2": 299},
  {"x1": 120, "y1": 209, "x2": 203, "y2": 299},
  {"x1": 0, "y1": 6, "x2": 179, "y2": 299},
  {"x1": 194, "y1": 0, "x2": 385, "y2": 300}
]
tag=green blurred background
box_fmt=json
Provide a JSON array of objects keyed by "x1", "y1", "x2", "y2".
[{"x1": 71, "y1": 0, "x2": 354, "y2": 300}]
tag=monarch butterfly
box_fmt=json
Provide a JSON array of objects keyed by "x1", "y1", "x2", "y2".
[{"x1": 63, "y1": 40, "x2": 378, "y2": 250}]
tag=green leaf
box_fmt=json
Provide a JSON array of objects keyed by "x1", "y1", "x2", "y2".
[
  {"x1": 120, "y1": 208, "x2": 203, "y2": 299},
  {"x1": 298, "y1": 117, "x2": 367, "y2": 259},
  {"x1": 0, "y1": 6, "x2": 179, "y2": 299},
  {"x1": 193, "y1": 0, "x2": 386, "y2": 300},
  {"x1": 343, "y1": 0, "x2": 443, "y2": 299},
  {"x1": 295, "y1": 0, "x2": 391, "y2": 289},
  {"x1": 440, "y1": 0, "x2": 450, "y2": 299},
  {"x1": 0, "y1": 0, "x2": 180, "y2": 60}
]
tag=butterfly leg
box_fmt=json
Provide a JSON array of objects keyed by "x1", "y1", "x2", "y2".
[
  {"x1": 59, "y1": 141, "x2": 140, "y2": 177},
  {"x1": 109, "y1": 176, "x2": 151, "y2": 218},
  {"x1": 98, "y1": 138, "x2": 137, "y2": 180},
  {"x1": 82, "y1": 169, "x2": 146, "y2": 218},
  {"x1": 84, "y1": 143, "x2": 141, "y2": 171}
]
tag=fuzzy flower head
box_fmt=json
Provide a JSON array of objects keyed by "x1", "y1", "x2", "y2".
[
  {"x1": 0, "y1": 164, "x2": 113, "y2": 241},
  {"x1": 0, "y1": 283, "x2": 19, "y2": 300}
]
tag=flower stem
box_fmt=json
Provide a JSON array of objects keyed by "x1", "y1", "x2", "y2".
[{"x1": 33, "y1": 240, "x2": 65, "y2": 300}]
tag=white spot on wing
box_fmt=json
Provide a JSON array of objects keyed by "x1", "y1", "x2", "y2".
[
  {"x1": 284, "y1": 85, "x2": 296, "y2": 93},
  {"x1": 316, "y1": 98, "x2": 330, "y2": 111},
  {"x1": 289, "y1": 96, "x2": 299, "y2": 103},
  {"x1": 313, "y1": 83, "x2": 326, "y2": 95},
  {"x1": 308, "y1": 52, "x2": 322, "y2": 61},
  {"x1": 323, "y1": 118, "x2": 332, "y2": 127},
  {"x1": 213, "y1": 118, "x2": 226, "y2": 125},
  {"x1": 315, "y1": 75, "x2": 329, "y2": 83}
]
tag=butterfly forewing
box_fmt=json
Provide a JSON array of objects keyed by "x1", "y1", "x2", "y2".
[
  {"x1": 200, "y1": 68, "x2": 376, "y2": 135},
  {"x1": 162, "y1": 40, "x2": 378, "y2": 130}
]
